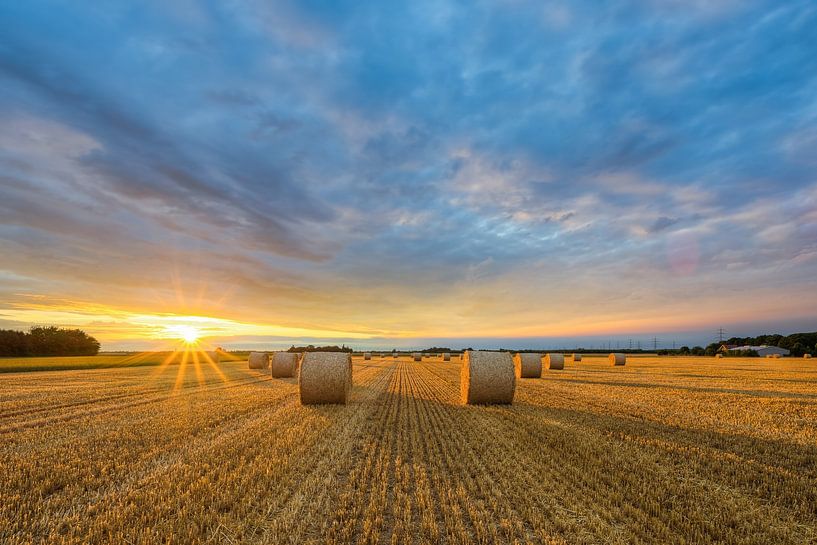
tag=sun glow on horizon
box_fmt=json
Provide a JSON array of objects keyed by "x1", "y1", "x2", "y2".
[{"x1": 169, "y1": 324, "x2": 201, "y2": 344}]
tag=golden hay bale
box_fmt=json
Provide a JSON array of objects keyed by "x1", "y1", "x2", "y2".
[
  {"x1": 805, "y1": 354, "x2": 813, "y2": 359},
  {"x1": 363, "y1": 352, "x2": 372, "y2": 360},
  {"x1": 248, "y1": 352, "x2": 269, "y2": 369},
  {"x1": 393, "y1": 353, "x2": 398, "y2": 359},
  {"x1": 609, "y1": 353, "x2": 626, "y2": 366},
  {"x1": 442, "y1": 352, "x2": 451, "y2": 361},
  {"x1": 570, "y1": 353, "x2": 582, "y2": 363},
  {"x1": 271, "y1": 352, "x2": 298, "y2": 378},
  {"x1": 544, "y1": 353, "x2": 565, "y2": 370},
  {"x1": 412, "y1": 352, "x2": 422, "y2": 361},
  {"x1": 715, "y1": 353, "x2": 723, "y2": 359},
  {"x1": 461, "y1": 351, "x2": 515, "y2": 405},
  {"x1": 299, "y1": 352, "x2": 352, "y2": 405},
  {"x1": 513, "y1": 353, "x2": 542, "y2": 378}
]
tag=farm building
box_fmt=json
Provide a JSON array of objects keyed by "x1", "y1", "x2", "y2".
[{"x1": 730, "y1": 345, "x2": 790, "y2": 357}]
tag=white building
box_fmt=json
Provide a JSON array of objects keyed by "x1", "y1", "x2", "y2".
[{"x1": 731, "y1": 345, "x2": 790, "y2": 357}]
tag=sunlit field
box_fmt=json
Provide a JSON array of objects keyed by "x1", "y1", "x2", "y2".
[
  {"x1": 0, "y1": 351, "x2": 251, "y2": 373},
  {"x1": 1, "y1": 355, "x2": 816, "y2": 544}
]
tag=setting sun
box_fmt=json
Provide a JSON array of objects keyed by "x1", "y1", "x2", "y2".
[{"x1": 165, "y1": 324, "x2": 201, "y2": 344}]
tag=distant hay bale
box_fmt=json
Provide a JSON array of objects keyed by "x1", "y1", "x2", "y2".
[
  {"x1": 363, "y1": 352, "x2": 372, "y2": 360},
  {"x1": 461, "y1": 351, "x2": 515, "y2": 405},
  {"x1": 609, "y1": 353, "x2": 626, "y2": 366},
  {"x1": 715, "y1": 353, "x2": 723, "y2": 359},
  {"x1": 544, "y1": 353, "x2": 565, "y2": 370},
  {"x1": 805, "y1": 354, "x2": 812, "y2": 359},
  {"x1": 248, "y1": 352, "x2": 269, "y2": 369},
  {"x1": 442, "y1": 352, "x2": 451, "y2": 361},
  {"x1": 567, "y1": 353, "x2": 582, "y2": 363},
  {"x1": 299, "y1": 352, "x2": 352, "y2": 405},
  {"x1": 271, "y1": 352, "x2": 298, "y2": 378},
  {"x1": 412, "y1": 352, "x2": 422, "y2": 361},
  {"x1": 393, "y1": 353, "x2": 398, "y2": 359},
  {"x1": 513, "y1": 353, "x2": 542, "y2": 378}
]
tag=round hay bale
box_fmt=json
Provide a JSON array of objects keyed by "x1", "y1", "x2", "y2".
[
  {"x1": 609, "y1": 353, "x2": 626, "y2": 366},
  {"x1": 271, "y1": 352, "x2": 298, "y2": 378},
  {"x1": 412, "y1": 352, "x2": 422, "y2": 361},
  {"x1": 393, "y1": 353, "x2": 398, "y2": 359},
  {"x1": 805, "y1": 353, "x2": 812, "y2": 359},
  {"x1": 715, "y1": 353, "x2": 723, "y2": 359},
  {"x1": 299, "y1": 352, "x2": 352, "y2": 405},
  {"x1": 513, "y1": 353, "x2": 542, "y2": 378},
  {"x1": 461, "y1": 350, "x2": 515, "y2": 405},
  {"x1": 571, "y1": 353, "x2": 582, "y2": 363},
  {"x1": 363, "y1": 352, "x2": 372, "y2": 360},
  {"x1": 442, "y1": 352, "x2": 451, "y2": 361},
  {"x1": 248, "y1": 352, "x2": 269, "y2": 369},
  {"x1": 544, "y1": 353, "x2": 564, "y2": 370}
]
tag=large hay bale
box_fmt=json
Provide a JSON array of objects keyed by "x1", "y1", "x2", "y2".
[
  {"x1": 805, "y1": 354, "x2": 813, "y2": 359},
  {"x1": 544, "y1": 353, "x2": 565, "y2": 370},
  {"x1": 248, "y1": 352, "x2": 269, "y2": 369},
  {"x1": 461, "y1": 351, "x2": 515, "y2": 405},
  {"x1": 609, "y1": 353, "x2": 626, "y2": 366},
  {"x1": 513, "y1": 353, "x2": 542, "y2": 378},
  {"x1": 299, "y1": 352, "x2": 352, "y2": 405},
  {"x1": 442, "y1": 352, "x2": 451, "y2": 361},
  {"x1": 271, "y1": 352, "x2": 298, "y2": 378},
  {"x1": 363, "y1": 352, "x2": 372, "y2": 360},
  {"x1": 412, "y1": 352, "x2": 422, "y2": 361}
]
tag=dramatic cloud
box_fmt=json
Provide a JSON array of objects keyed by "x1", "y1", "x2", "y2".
[{"x1": 1, "y1": 1, "x2": 816, "y2": 349}]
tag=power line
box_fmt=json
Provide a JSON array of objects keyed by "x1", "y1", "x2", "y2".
[{"x1": 717, "y1": 328, "x2": 726, "y2": 343}]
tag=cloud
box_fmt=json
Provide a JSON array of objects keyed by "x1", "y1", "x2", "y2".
[{"x1": 1, "y1": 1, "x2": 816, "y2": 347}]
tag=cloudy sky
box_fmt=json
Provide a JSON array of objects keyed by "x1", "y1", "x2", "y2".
[{"x1": 1, "y1": 1, "x2": 816, "y2": 350}]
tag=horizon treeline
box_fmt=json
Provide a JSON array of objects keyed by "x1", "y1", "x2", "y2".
[
  {"x1": 657, "y1": 331, "x2": 817, "y2": 357},
  {"x1": 0, "y1": 327, "x2": 100, "y2": 357}
]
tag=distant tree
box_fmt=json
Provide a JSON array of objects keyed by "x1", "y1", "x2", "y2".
[
  {"x1": 679, "y1": 346, "x2": 691, "y2": 355},
  {"x1": 0, "y1": 327, "x2": 99, "y2": 357},
  {"x1": 0, "y1": 329, "x2": 27, "y2": 356},
  {"x1": 287, "y1": 345, "x2": 353, "y2": 353}
]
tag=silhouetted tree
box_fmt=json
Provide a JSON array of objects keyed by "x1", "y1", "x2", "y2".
[{"x1": 0, "y1": 327, "x2": 99, "y2": 357}]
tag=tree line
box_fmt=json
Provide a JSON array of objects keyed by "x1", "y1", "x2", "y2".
[
  {"x1": 287, "y1": 344, "x2": 353, "y2": 353},
  {"x1": 0, "y1": 327, "x2": 101, "y2": 357},
  {"x1": 657, "y1": 331, "x2": 817, "y2": 357}
]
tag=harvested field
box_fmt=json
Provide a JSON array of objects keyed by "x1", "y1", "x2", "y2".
[{"x1": 1, "y1": 355, "x2": 816, "y2": 544}]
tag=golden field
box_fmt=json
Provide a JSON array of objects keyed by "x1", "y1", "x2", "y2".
[{"x1": 1, "y1": 355, "x2": 815, "y2": 544}]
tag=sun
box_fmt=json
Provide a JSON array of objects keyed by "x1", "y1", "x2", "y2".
[{"x1": 174, "y1": 325, "x2": 201, "y2": 344}]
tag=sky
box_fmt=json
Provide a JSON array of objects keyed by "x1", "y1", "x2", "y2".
[{"x1": 1, "y1": 1, "x2": 816, "y2": 351}]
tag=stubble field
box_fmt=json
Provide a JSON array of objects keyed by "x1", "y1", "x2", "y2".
[{"x1": 1, "y1": 355, "x2": 815, "y2": 544}]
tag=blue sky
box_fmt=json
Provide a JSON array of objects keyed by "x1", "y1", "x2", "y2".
[{"x1": 1, "y1": 1, "x2": 816, "y2": 350}]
